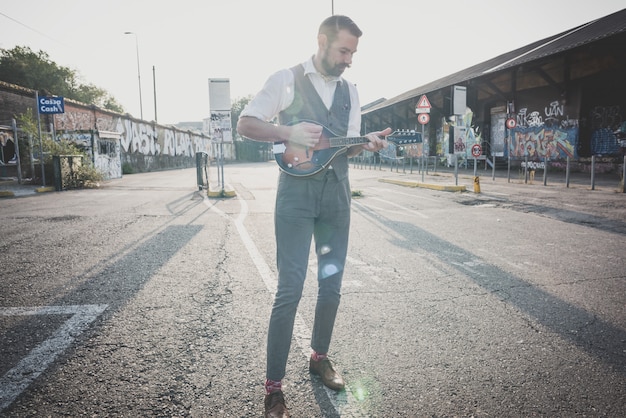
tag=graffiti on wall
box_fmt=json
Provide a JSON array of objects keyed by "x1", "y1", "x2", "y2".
[
  {"x1": 515, "y1": 101, "x2": 578, "y2": 130},
  {"x1": 55, "y1": 109, "x2": 94, "y2": 131},
  {"x1": 55, "y1": 105, "x2": 211, "y2": 158},
  {"x1": 115, "y1": 118, "x2": 210, "y2": 157},
  {"x1": 490, "y1": 108, "x2": 506, "y2": 156},
  {"x1": 462, "y1": 109, "x2": 481, "y2": 158},
  {"x1": 436, "y1": 122, "x2": 449, "y2": 157},
  {"x1": 54, "y1": 108, "x2": 212, "y2": 177},
  {"x1": 590, "y1": 105, "x2": 623, "y2": 155},
  {"x1": 509, "y1": 127, "x2": 577, "y2": 159},
  {"x1": 437, "y1": 108, "x2": 481, "y2": 158},
  {"x1": 509, "y1": 98, "x2": 579, "y2": 160},
  {"x1": 117, "y1": 119, "x2": 160, "y2": 155}
]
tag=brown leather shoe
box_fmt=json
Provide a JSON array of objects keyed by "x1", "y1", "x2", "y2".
[
  {"x1": 309, "y1": 357, "x2": 345, "y2": 391},
  {"x1": 264, "y1": 390, "x2": 290, "y2": 418}
]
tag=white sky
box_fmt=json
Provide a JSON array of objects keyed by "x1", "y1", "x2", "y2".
[{"x1": 1, "y1": 1, "x2": 624, "y2": 125}]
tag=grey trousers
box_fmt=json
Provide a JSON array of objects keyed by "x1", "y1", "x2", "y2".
[{"x1": 266, "y1": 169, "x2": 351, "y2": 381}]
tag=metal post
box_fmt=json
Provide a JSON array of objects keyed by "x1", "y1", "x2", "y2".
[
  {"x1": 35, "y1": 91, "x2": 46, "y2": 186},
  {"x1": 507, "y1": 155, "x2": 511, "y2": 183},
  {"x1": 153, "y1": 65, "x2": 158, "y2": 123},
  {"x1": 124, "y1": 32, "x2": 143, "y2": 119},
  {"x1": 591, "y1": 155, "x2": 596, "y2": 190},
  {"x1": 543, "y1": 156, "x2": 548, "y2": 186},
  {"x1": 0, "y1": 131, "x2": 4, "y2": 176},
  {"x1": 12, "y1": 119, "x2": 22, "y2": 184},
  {"x1": 454, "y1": 154, "x2": 458, "y2": 186},
  {"x1": 216, "y1": 144, "x2": 222, "y2": 187},
  {"x1": 28, "y1": 134, "x2": 35, "y2": 181},
  {"x1": 492, "y1": 155, "x2": 496, "y2": 180},
  {"x1": 566, "y1": 156, "x2": 571, "y2": 188},
  {"x1": 220, "y1": 141, "x2": 225, "y2": 195},
  {"x1": 524, "y1": 155, "x2": 528, "y2": 184},
  {"x1": 421, "y1": 123, "x2": 425, "y2": 178},
  {"x1": 622, "y1": 155, "x2": 626, "y2": 193}
]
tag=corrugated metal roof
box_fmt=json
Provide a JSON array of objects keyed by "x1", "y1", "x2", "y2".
[{"x1": 363, "y1": 8, "x2": 626, "y2": 114}]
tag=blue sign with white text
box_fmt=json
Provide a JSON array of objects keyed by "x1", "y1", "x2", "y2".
[{"x1": 38, "y1": 96, "x2": 65, "y2": 114}]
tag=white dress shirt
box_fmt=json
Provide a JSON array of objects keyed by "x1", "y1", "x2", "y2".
[{"x1": 240, "y1": 57, "x2": 362, "y2": 137}]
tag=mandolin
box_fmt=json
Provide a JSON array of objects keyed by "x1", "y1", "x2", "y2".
[{"x1": 273, "y1": 120, "x2": 421, "y2": 177}]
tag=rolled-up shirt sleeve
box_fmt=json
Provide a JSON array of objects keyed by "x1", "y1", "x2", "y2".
[{"x1": 240, "y1": 69, "x2": 294, "y2": 122}]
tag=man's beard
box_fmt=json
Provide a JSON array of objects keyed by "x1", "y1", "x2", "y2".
[{"x1": 321, "y1": 50, "x2": 349, "y2": 77}]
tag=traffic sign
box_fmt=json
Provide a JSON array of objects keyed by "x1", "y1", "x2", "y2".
[
  {"x1": 417, "y1": 95, "x2": 431, "y2": 109},
  {"x1": 506, "y1": 118, "x2": 517, "y2": 129},
  {"x1": 415, "y1": 95, "x2": 431, "y2": 114},
  {"x1": 417, "y1": 113, "x2": 430, "y2": 125},
  {"x1": 471, "y1": 143, "x2": 482, "y2": 158}
]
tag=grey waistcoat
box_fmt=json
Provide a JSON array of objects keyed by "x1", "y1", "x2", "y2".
[{"x1": 279, "y1": 63, "x2": 352, "y2": 180}]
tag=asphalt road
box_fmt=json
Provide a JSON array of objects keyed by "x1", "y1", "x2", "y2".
[{"x1": 1, "y1": 162, "x2": 625, "y2": 417}]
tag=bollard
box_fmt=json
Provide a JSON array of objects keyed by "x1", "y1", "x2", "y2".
[
  {"x1": 473, "y1": 176, "x2": 481, "y2": 193},
  {"x1": 622, "y1": 155, "x2": 626, "y2": 193}
]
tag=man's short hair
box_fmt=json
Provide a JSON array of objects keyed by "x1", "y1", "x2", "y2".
[{"x1": 319, "y1": 15, "x2": 362, "y2": 43}]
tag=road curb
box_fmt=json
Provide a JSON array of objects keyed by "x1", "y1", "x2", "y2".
[
  {"x1": 35, "y1": 186, "x2": 56, "y2": 193},
  {"x1": 379, "y1": 178, "x2": 467, "y2": 192},
  {"x1": 207, "y1": 183, "x2": 237, "y2": 198}
]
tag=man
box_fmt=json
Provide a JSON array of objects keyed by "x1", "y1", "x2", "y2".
[{"x1": 237, "y1": 15, "x2": 390, "y2": 417}]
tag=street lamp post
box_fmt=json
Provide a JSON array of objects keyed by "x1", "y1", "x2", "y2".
[
  {"x1": 152, "y1": 65, "x2": 158, "y2": 123},
  {"x1": 124, "y1": 31, "x2": 143, "y2": 120}
]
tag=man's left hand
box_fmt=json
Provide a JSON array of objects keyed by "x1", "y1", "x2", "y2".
[{"x1": 348, "y1": 127, "x2": 391, "y2": 156}]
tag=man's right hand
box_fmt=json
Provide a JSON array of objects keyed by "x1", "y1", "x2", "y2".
[{"x1": 287, "y1": 122, "x2": 323, "y2": 148}]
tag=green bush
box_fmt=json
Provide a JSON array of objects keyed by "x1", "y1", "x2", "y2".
[
  {"x1": 42, "y1": 138, "x2": 104, "y2": 187},
  {"x1": 122, "y1": 162, "x2": 135, "y2": 175}
]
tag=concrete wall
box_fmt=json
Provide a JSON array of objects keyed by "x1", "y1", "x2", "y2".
[{"x1": 0, "y1": 81, "x2": 236, "y2": 179}]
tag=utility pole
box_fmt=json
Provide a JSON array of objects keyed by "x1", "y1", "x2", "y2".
[
  {"x1": 153, "y1": 65, "x2": 158, "y2": 123},
  {"x1": 124, "y1": 32, "x2": 144, "y2": 120}
]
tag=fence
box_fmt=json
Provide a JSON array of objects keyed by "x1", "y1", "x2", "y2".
[{"x1": 349, "y1": 151, "x2": 625, "y2": 193}]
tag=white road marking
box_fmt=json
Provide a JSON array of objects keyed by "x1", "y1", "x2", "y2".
[{"x1": 0, "y1": 304, "x2": 108, "y2": 411}]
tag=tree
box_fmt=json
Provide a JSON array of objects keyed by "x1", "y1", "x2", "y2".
[{"x1": 0, "y1": 46, "x2": 124, "y2": 113}]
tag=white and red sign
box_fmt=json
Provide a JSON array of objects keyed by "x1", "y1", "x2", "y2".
[
  {"x1": 471, "y1": 143, "x2": 482, "y2": 158},
  {"x1": 506, "y1": 118, "x2": 517, "y2": 129},
  {"x1": 417, "y1": 113, "x2": 430, "y2": 125},
  {"x1": 415, "y1": 95, "x2": 431, "y2": 114}
]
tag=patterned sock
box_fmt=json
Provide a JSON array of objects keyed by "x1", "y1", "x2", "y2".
[
  {"x1": 311, "y1": 351, "x2": 328, "y2": 362},
  {"x1": 264, "y1": 378, "x2": 282, "y2": 395}
]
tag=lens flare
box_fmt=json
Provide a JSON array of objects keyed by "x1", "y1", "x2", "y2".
[
  {"x1": 319, "y1": 245, "x2": 332, "y2": 255},
  {"x1": 321, "y1": 262, "x2": 339, "y2": 278}
]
